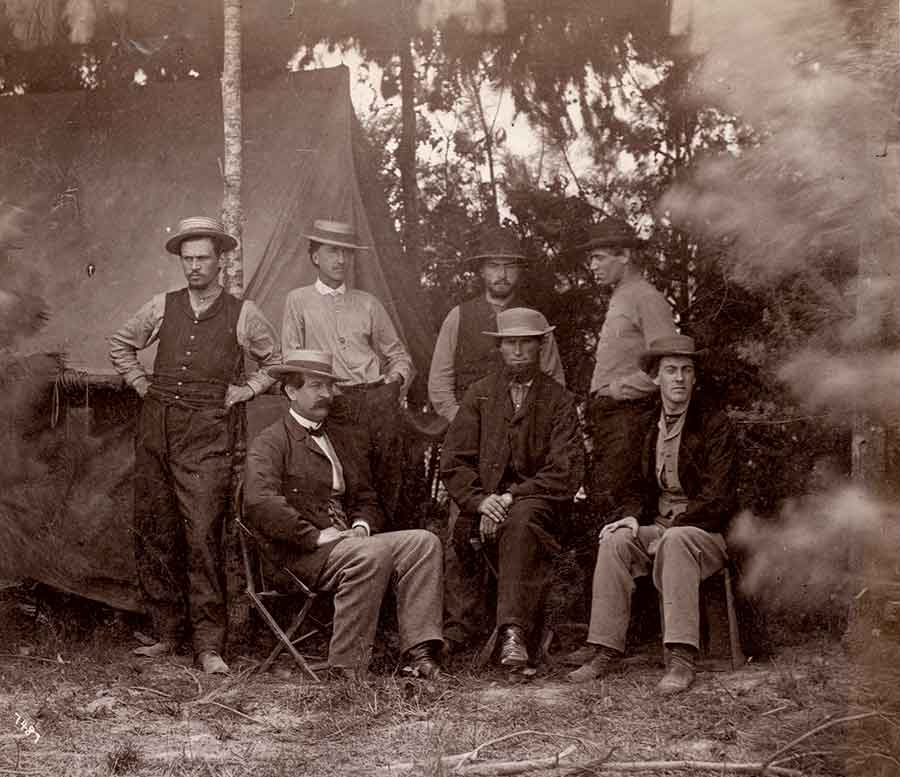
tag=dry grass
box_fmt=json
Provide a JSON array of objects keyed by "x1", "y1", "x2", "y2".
[{"x1": 1, "y1": 589, "x2": 898, "y2": 776}]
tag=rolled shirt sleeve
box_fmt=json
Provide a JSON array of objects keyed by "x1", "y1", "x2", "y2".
[
  {"x1": 108, "y1": 293, "x2": 166, "y2": 393},
  {"x1": 236, "y1": 300, "x2": 281, "y2": 395},
  {"x1": 428, "y1": 305, "x2": 461, "y2": 422}
]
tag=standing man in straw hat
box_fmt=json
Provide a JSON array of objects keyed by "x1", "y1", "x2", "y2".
[
  {"x1": 282, "y1": 219, "x2": 413, "y2": 524},
  {"x1": 441, "y1": 308, "x2": 583, "y2": 669},
  {"x1": 582, "y1": 217, "x2": 678, "y2": 517},
  {"x1": 245, "y1": 349, "x2": 444, "y2": 680},
  {"x1": 428, "y1": 224, "x2": 565, "y2": 425},
  {"x1": 567, "y1": 336, "x2": 736, "y2": 694},
  {"x1": 109, "y1": 215, "x2": 281, "y2": 674}
]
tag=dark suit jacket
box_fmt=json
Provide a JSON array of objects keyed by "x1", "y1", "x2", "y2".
[
  {"x1": 619, "y1": 399, "x2": 737, "y2": 534},
  {"x1": 440, "y1": 370, "x2": 584, "y2": 517},
  {"x1": 244, "y1": 413, "x2": 384, "y2": 586}
]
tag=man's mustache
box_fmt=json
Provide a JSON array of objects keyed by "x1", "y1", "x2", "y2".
[{"x1": 313, "y1": 398, "x2": 332, "y2": 408}]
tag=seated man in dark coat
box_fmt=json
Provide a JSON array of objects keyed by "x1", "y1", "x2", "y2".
[
  {"x1": 440, "y1": 308, "x2": 584, "y2": 668},
  {"x1": 567, "y1": 335, "x2": 736, "y2": 694},
  {"x1": 244, "y1": 349, "x2": 443, "y2": 680}
]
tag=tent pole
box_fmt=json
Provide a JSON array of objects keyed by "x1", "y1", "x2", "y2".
[{"x1": 221, "y1": 0, "x2": 243, "y2": 298}]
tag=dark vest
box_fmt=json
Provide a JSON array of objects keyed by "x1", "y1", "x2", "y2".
[
  {"x1": 453, "y1": 296, "x2": 506, "y2": 401},
  {"x1": 148, "y1": 288, "x2": 243, "y2": 408}
]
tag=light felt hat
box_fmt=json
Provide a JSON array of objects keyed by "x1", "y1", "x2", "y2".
[
  {"x1": 267, "y1": 349, "x2": 345, "y2": 382},
  {"x1": 165, "y1": 216, "x2": 238, "y2": 255},
  {"x1": 639, "y1": 335, "x2": 707, "y2": 372},
  {"x1": 483, "y1": 307, "x2": 555, "y2": 338},
  {"x1": 303, "y1": 219, "x2": 369, "y2": 251}
]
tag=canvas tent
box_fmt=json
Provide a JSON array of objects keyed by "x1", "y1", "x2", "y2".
[{"x1": 0, "y1": 65, "x2": 432, "y2": 610}]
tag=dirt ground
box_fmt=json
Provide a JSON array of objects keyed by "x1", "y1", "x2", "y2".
[{"x1": 1, "y1": 589, "x2": 899, "y2": 777}]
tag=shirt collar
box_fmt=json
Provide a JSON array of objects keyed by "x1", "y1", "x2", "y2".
[
  {"x1": 315, "y1": 278, "x2": 346, "y2": 296},
  {"x1": 289, "y1": 407, "x2": 325, "y2": 433}
]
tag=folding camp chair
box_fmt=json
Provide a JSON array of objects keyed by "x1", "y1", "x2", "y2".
[{"x1": 235, "y1": 517, "x2": 330, "y2": 681}]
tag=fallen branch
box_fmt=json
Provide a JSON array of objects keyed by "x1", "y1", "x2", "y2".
[
  {"x1": 0, "y1": 653, "x2": 60, "y2": 665},
  {"x1": 761, "y1": 710, "x2": 882, "y2": 772},
  {"x1": 385, "y1": 730, "x2": 600, "y2": 774},
  {"x1": 566, "y1": 760, "x2": 803, "y2": 776},
  {"x1": 200, "y1": 699, "x2": 277, "y2": 730},
  {"x1": 455, "y1": 744, "x2": 577, "y2": 775}
]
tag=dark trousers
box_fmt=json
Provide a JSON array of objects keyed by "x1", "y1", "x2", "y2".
[
  {"x1": 133, "y1": 397, "x2": 233, "y2": 653},
  {"x1": 447, "y1": 496, "x2": 559, "y2": 641},
  {"x1": 329, "y1": 381, "x2": 404, "y2": 524},
  {"x1": 586, "y1": 395, "x2": 657, "y2": 517}
]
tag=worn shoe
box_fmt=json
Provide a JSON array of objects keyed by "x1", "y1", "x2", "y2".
[
  {"x1": 197, "y1": 650, "x2": 230, "y2": 675},
  {"x1": 498, "y1": 625, "x2": 529, "y2": 667},
  {"x1": 402, "y1": 640, "x2": 442, "y2": 680},
  {"x1": 133, "y1": 640, "x2": 173, "y2": 658},
  {"x1": 566, "y1": 645, "x2": 621, "y2": 684},
  {"x1": 657, "y1": 645, "x2": 696, "y2": 695}
]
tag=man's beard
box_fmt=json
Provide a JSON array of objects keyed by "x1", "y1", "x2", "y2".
[{"x1": 503, "y1": 361, "x2": 539, "y2": 382}]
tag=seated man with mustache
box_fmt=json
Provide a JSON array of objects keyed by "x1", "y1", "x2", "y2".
[
  {"x1": 440, "y1": 309, "x2": 583, "y2": 669},
  {"x1": 244, "y1": 349, "x2": 444, "y2": 680}
]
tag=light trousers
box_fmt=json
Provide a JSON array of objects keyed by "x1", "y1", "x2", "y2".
[
  {"x1": 315, "y1": 529, "x2": 444, "y2": 669},
  {"x1": 588, "y1": 524, "x2": 728, "y2": 652}
]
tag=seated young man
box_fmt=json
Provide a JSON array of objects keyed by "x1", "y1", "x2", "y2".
[
  {"x1": 440, "y1": 308, "x2": 583, "y2": 669},
  {"x1": 244, "y1": 349, "x2": 443, "y2": 680},
  {"x1": 567, "y1": 335, "x2": 736, "y2": 694}
]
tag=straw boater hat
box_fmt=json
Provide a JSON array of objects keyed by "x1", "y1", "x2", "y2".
[
  {"x1": 165, "y1": 216, "x2": 238, "y2": 255},
  {"x1": 468, "y1": 225, "x2": 527, "y2": 264},
  {"x1": 574, "y1": 216, "x2": 644, "y2": 252},
  {"x1": 303, "y1": 219, "x2": 369, "y2": 251},
  {"x1": 267, "y1": 349, "x2": 345, "y2": 382},
  {"x1": 639, "y1": 335, "x2": 707, "y2": 373},
  {"x1": 483, "y1": 307, "x2": 555, "y2": 338}
]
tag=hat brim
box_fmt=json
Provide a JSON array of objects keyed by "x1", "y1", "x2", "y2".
[
  {"x1": 303, "y1": 233, "x2": 369, "y2": 251},
  {"x1": 266, "y1": 364, "x2": 346, "y2": 382},
  {"x1": 640, "y1": 348, "x2": 708, "y2": 372},
  {"x1": 165, "y1": 229, "x2": 238, "y2": 255},
  {"x1": 469, "y1": 252, "x2": 527, "y2": 264},
  {"x1": 482, "y1": 325, "x2": 555, "y2": 338},
  {"x1": 574, "y1": 236, "x2": 644, "y2": 253}
]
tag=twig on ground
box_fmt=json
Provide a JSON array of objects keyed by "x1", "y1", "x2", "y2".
[
  {"x1": 761, "y1": 710, "x2": 882, "y2": 772},
  {"x1": 0, "y1": 653, "x2": 60, "y2": 664},
  {"x1": 454, "y1": 744, "x2": 577, "y2": 775},
  {"x1": 201, "y1": 699, "x2": 275, "y2": 730},
  {"x1": 0, "y1": 770, "x2": 48, "y2": 775},
  {"x1": 761, "y1": 703, "x2": 795, "y2": 717},
  {"x1": 565, "y1": 760, "x2": 803, "y2": 776},
  {"x1": 177, "y1": 664, "x2": 203, "y2": 697},
  {"x1": 127, "y1": 685, "x2": 174, "y2": 699}
]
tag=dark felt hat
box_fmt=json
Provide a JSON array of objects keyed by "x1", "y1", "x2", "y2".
[
  {"x1": 468, "y1": 225, "x2": 527, "y2": 264},
  {"x1": 575, "y1": 216, "x2": 644, "y2": 252},
  {"x1": 639, "y1": 335, "x2": 707, "y2": 372}
]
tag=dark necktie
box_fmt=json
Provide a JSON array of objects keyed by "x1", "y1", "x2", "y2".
[{"x1": 307, "y1": 424, "x2": 326, "y2": 437}]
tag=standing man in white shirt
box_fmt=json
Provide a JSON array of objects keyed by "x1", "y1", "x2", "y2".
[{"x1": 281, "y1": 219, "x2": 414, "y2": 525}]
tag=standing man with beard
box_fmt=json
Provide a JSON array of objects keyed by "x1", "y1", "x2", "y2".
[
  {"x1": 428, "y1": 225, "x2": 565, "y2": 424},
  {"x1": 440, "y1": 308, "x2": 583, "y2": 668},
  {"x1": 109, "y1": 216, "x2": 281, "y2": 674}
]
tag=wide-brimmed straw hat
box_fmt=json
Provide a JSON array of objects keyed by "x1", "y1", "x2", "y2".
[
  {"x1": 165, "y1": 216, "x2": 238, "y2": 255},
  {"x1": 483, "y1": 307, "x2": 555, "y2": 338},
  {"x1": 267, "y1": 349, "x2": 345, "y2": 382},
  {"x1": 303, "y1": 219, "x2": 369, "y2": 251},
  {"x1": 639, "y1": 335, "x2": 707, "y2": 372},
  {"x1": 468, "y1": 225, "x2": 527, "y2": 264},
  {"x1": 574, "y1": 216, "x2": 644, "y2": 252}
]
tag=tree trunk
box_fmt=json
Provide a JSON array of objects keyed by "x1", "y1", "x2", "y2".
[
  {"x1": 221, "y1": 0, "x2": 243, "y2": 298},
  {"x1": 398, "y1": 13, "x2": 420, "y2": 266}
]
